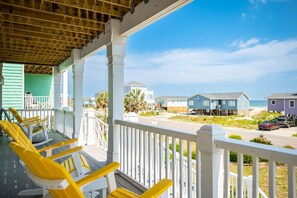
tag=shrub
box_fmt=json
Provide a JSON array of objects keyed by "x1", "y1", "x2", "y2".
[
  {"x1": 250, "y1": 135, "x2": 272, "y2": 162},
  {"x1": 229, "y1": 151, "x2": 253, "y2": 164},
  {"x1": 228, "y1": 134, "x2": 252, "y2": 164},
  {"x1": 283, "y1": 145, "x2": 295, "y2": 149},
  {"x1": 292, "y1": 134, "x2": 297, "y2": 137},
  {"x1": 250, "y1": 135, "x2": 272, "y2": 145},
  {"x1": 228, "y1": 134, "x2": 243, "y2": 140}
]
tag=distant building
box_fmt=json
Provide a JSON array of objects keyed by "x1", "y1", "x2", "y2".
[
  {"x1": 83, "y1": 97, "x2": 96, "y2": 107},
  {"x1": 266, "y1": 93, "x2": 297, "y2": 116},
  {"x1": 188, "y1": 92, "x2": 249, "y2": 116},
  {"x1": 155, "y1": 96, "x2": 189, "y2": 112},
  {"x1": 124, "y1": 81, "x2": 154, "y2": 105}
]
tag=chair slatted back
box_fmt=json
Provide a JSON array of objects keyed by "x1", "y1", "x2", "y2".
[
  {"x1": 0, "y1": 121, "x2": 38, "y2": 153},
  {"x1": 8, "y1": 107, "x2": 24, "y2": 123},
  {"x1": 10, "y1": 142, "x2": 84, "y2": 198}
]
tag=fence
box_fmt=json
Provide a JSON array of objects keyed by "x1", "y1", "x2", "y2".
[
  {"x1": 114, "y1": 120, "x2": 296, "y2": 198},
  {"x1": 24, "y1": 96, "x2": 54, "y2": 109}
]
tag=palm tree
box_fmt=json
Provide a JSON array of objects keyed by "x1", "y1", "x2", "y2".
[
  {"x1": 96, "y1": 91, "x2": 108, "y2": 114},
  {"x1": 124, "y1": 89, "x2": 147, "y2": 112}
]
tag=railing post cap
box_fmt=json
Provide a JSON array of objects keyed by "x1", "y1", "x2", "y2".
[
  {"x1": 197, "y1": 124, "x2": 226, "y2": 136},
  {"x1": 197, "y1": 124, "x2": 226, "y2": 153}
]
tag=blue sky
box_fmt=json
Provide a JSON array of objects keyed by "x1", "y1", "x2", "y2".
[{"x1": 78, "y1": 0, "x2": 297, "y2": 100}]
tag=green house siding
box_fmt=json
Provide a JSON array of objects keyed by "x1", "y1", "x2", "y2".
[
  {"x1": 2, "y1": 63, "x2": 24, "y2": 109},
  {"x1": 25, "y1": 74, "x2": 53, "y2": 97}
]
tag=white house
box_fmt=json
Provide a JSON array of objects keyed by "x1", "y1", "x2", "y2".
[
  {"x1": 124, "y1": 81, "x2": 154, "y2": 105},
  {"x1": 155, "y1": 96, "x2": 189, "y2": 112}
]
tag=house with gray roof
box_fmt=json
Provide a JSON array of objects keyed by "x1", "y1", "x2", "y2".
[
  {"x1": 155, "y1": 96, "x2": 189, "y2": 112},
  {"x1": 266, "y1": 93, "x2": 297, "y2": 116},
  {"x1": 188, "y1": 92, "x2": 250, "y2": 115}
]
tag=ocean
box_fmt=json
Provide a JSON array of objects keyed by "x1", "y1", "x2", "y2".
[{"x1": 250, "y1": 100, "x2": 267, "y2": 108}]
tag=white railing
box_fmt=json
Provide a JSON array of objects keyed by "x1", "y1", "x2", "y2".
[
  {"x1": 80, "y1": 110, "x2": 108, "y2": 149},
  {"x1": 229, "y1": 173, "x2": 267, "y2": 198},
  {"x1": 54, "y1": 109, "x2": 74, "y2": 139},
  {"x1": 115, "y1": 119, "x2": 197, "y2": 197},
  {"x1": 2, "y1": 108, "x2": 54, "y2": 130},
  {"x1": 114, "y1": 120, "x2": 297, "y2": 198},
  {"x1": 216, "y1": 138, "x2": 297, "y2": 198},
  {"x1": 24, "y1": 96, "x2": 54, "y2": 109}
]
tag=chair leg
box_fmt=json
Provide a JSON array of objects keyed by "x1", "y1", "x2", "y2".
[{"x1": 18, "y1": 188, "x2": 43, "y2": 196}]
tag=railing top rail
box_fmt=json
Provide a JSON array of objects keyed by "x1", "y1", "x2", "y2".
[
  {"x1": 216, "y1": 137, "x2": 297, "y2": 165},
  {"x1": 94, "y1": 116, "x2": 108, "y2": 127},
  {"x1": 17, "y1": 108, "x2": 54, "y2": 111},
  {"x1": 115, "y1": 119, "x2": 196, "y2": 141}
]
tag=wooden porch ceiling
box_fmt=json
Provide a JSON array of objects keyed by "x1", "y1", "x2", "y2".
[{"x1": 0, "y1": 0, "x2": 143, "y2": 67}]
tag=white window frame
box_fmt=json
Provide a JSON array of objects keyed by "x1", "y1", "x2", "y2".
[
  {"x1": 289, "y1": 100, "x2": 295, "y2": 108},
  {"x1": 203, "y1": 100, "x2": 209, "y2": 106},
  {"x1": 222, "y1": 101, "x2": 226, "y2": 105},
  {"x1": 189, "y1": 100, "x2": 194, "y2": 106},
  {"x1": 271, "y1": 100, "x2": 276, "y2": 105},
  {"x1": 229, "y1": 101, "x2": 235, "y2": 107}
]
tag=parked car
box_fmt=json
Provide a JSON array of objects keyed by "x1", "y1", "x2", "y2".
[
  {"x1": 276, "y1": 116, "x2": 296, "y2": 128},
  {"x1": 189, "y1": 110, "x2": 197, "y2": 115},
  {"x1": 155, "y1": 108, "x2": 165, "y2": 112},
  {"x1": 258, "y1": 120, "x2": 280, "y2": 131}
]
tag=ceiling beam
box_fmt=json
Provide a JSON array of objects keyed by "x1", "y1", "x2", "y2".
[
  {"x1": 0, "y1": 4, "x2": 104, "y2": 31},
  {"x1": 120, "y1": 0, "x2": 192, "y2": 36},
  {"x1": 42, "y1": 0, "x2": 125, "y2": 18}
]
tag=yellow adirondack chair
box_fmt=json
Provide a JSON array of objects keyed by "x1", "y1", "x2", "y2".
[
  {"x1": 0, "y1": 121, "x2": 105, "y2": 197},
  {"x1": 8, "y1": 107, "x2": 53, "y2": 146},
  {"x1": 10, "y1": 141, "x2": 173, "y2": 198}
]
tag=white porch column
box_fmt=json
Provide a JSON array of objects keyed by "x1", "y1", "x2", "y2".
[
  {"x1": 197, "y1": 125, "x2": 226, "y2": 198},
  {"x1": 106, "y1": 19, "x2": 127, "y2": 163},
  {"x1": 53, "y1": 67, "x2": 62, "y2": 132},
  {"x1": 53, "y1": 67, "x2": 62, "y2": 110},
  {"x1": 62, "y1": 71, "x2": 68, "y2": 107},
  {"x1": 72, "y1": 49, "x2": 85, "y2": 142}
]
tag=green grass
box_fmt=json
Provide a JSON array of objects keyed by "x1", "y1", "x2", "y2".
[
  {"x1": 230, "y1": 163, "x2": 297, "y2": 198},
  {"x1": 169, "y1": 111, "x2": 282, "y2": 130}
]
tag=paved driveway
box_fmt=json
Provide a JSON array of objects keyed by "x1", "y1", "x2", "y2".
[{"x1": 139, "y1": 117, "x2": 297, "y2": 148}]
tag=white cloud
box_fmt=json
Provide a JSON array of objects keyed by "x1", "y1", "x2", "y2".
[
  {"x1": 82, "y1": 39, "x2": 297, "y2": 92},
  {"x1": 121, "y1": 39, "x2": 297, "y2": 85},
  {"x1": 230, "y1": 38, "x2": 260, "y2": 48},
  {"x1": 241, "y1": 13, "x2": 247, "y2": 19},
  {"x1": 249, "y1": 0, "x2": 267, "y2": 5}
]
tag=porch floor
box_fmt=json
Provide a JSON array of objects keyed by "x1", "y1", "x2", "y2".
[{"x1": 0, "y1": 131, "x2": 143, "y2": 197}]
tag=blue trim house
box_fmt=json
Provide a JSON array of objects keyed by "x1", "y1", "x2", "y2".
[
  {"x1": 266, "y1": 93, "x2": 297, "y2": 117},
  {"x1": 188, "y1": 92, "x2": 250, "y2": 115}
]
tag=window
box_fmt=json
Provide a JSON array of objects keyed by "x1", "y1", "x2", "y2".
[
  {"x1": 229, "y1": 101, "x2": 235, "y2": 106},
  {"x1": 189, "y1": 100, "x2": 194, "y2": 106},
  {"x1": 203, "y1": 100, "x2": 209, "y2": 106},
  {"x1": 289, "y1": 100, "x2": 295, "y2": 108},
  {"x1": 271, "y1": 100, "x2": 276, "y2": 105},
  {"x1": 222, "y1": 101, "x2": 226, "y2": 105}
]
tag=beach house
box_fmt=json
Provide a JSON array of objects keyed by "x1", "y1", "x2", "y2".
[
  {"x1": 124, "y1": 81, "x2": 154, "y2": 106},
  {"x1": 155, "y1": 96, "x2": 189, "y2": 112},
  {"x1": 188, "y1": 92, "x2": 250, "y2": 115},
  {"x1": 266, "y1": 93, "x2": 297, "y2": 117},
  {"x1": 0, "y1": 1, "x2": 296, "y2": 198},
  {"x1": 2, "y1": 63, "x2": 58, "y2": 109}
]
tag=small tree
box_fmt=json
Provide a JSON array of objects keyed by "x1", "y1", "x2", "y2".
[
  {"x1": 96, "y1": 91, "x2": 108, "y2": 114},
  {"x1": 124, "y1": 89, "x2": 147, "y2": 112}
]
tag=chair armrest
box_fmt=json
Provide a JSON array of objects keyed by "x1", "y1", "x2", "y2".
[
  {"x1": 22, "y1": 118, "x2": 47, "y2": 126},
  {"x1": 140, "y1": 179, "x2": 172, "y2": 198},
  {"x1": 38, "y1": 138, "x2": 78, "y2": 153},
  {"x1": 23, "y1": 116, "x2": 40, "y2": 122},
  {"x1": 76, "y1": 162, "x2": 120, "y2": 187},
  {"x1": 47, "y1": 146, "x2": 83, "y2": 160}
]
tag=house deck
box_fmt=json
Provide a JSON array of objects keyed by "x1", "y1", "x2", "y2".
[{"x1": 0, "y1": 131, "x2": 143, "y2": 198}]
